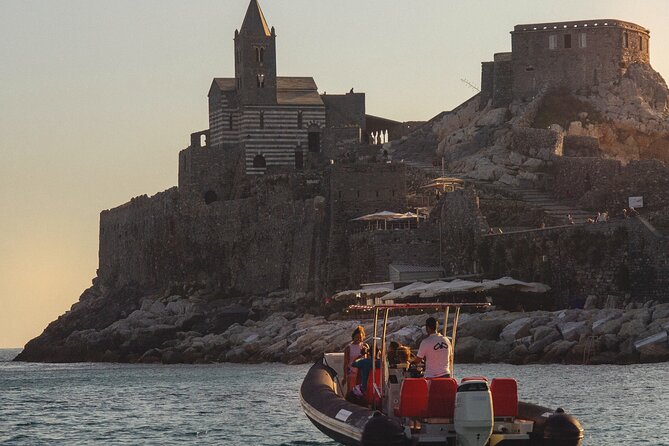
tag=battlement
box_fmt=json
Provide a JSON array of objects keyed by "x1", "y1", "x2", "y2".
[{"x1": 513, "y1": 19, "x2": 649, "y2": 35}]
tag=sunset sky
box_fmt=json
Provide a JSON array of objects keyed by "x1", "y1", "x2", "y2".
[{"x1": 2, "y1": 0, "x2": 669, "y2": 348}]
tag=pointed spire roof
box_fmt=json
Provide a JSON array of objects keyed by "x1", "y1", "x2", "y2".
[{"x1": 240, "y1": 0, "x2": 271, "y2": 37}]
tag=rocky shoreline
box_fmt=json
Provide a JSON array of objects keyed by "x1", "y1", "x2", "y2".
[{"x1": 14, "y1": 283, "x2": 669, "y2": 365}]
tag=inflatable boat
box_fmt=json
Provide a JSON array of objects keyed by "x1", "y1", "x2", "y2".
[{"x1": 300, "y1": 303, "x2": 583, "y2": 446}]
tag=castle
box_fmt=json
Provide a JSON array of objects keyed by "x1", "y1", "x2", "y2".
[
  {"x1": 481, "y1": 19, "x2": 651, "y2": 107},
  {"x1": 97, "y1": 7, "x2": 669, "y2": 306}
]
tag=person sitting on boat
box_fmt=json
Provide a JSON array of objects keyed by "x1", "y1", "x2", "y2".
[
  {"x1": 412, "y1": 317, "x2": 452, "y2": 378},
  {"x1": 387, "y1": 341, "x2": 412, "y2": 368},
  {"x1": 343, "y1": 325, "x2": 367, "y2": 393},
  {"x1": 350, "y1": 345, "x2": 380, "y2": 398}
]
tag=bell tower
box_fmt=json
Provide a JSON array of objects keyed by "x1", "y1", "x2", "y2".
[{"x1": 234, "y1": 0, "x2": 277, "y2": 105}]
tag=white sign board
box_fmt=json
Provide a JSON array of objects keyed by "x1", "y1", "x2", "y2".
[{"x1": 628, "y1": 196, "x2": 644, "y2": 209}]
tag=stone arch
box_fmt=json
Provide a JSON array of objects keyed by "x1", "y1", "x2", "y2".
[
  {"x1": 204, "y1": 190, "x2": 218, "y2": 205},
  {"x1": 253, "y1": 153, "x2": 267, "y2": 168}
]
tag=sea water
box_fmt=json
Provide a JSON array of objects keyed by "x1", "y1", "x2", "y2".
[{"x1": 0, "y1": 349, "x2": 667, "y2": 445}]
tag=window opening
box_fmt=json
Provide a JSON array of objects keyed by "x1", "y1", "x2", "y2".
[
  {"x1": 624, "y1": 32, "x2": 629, "y2": 48},
  {"x1": 260, "y1": 111, "x2": 265, "y2": 129},
  {"x1": 564, "y1": 34, "x2": 572, "y2": 49},
  {"x1": 297, "y1": 111, "x2": 303, "y2": 129},
  {"x1": 308, "y1": 127, "x2": 320, "y2": 152},
  {"x1": 579, "y1": 33, "x2": 587, "y2": 48},
  {"x1": 229, "y1": 114, "x2": 233, "y2": 130},
  {"x1": 257, "y1": 74, "x2": 265, "y2": 88},
  {"x1": 549, "y1": 35, "x2": 557, "y2": 50},
  {"x1": 252, "y1": 153, "x2": 266, "y2": 168},
  {"x1": 639, "y1": 35, "x2": 643, "y2": 51}
]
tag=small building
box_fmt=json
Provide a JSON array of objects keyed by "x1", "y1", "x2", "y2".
[{"x1": 389, "y1": 264, "x2": 444, "y2": 283}]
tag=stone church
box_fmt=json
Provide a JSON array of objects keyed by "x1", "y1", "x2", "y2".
[{"x1": 207, "y1": 0, "x2": 368, "y2": 175}]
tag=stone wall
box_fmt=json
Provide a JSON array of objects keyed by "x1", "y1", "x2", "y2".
[
  {"x1": 563, "y1": 135, "x2": 601, "y2": 157},
  {"x1": 324, "y1": 162, "x2": 408, "y2": 291},
  {"x1": 321, "y1": 92, "x2": 366, "y2": 129},
  {"x1": 512, "y1": 127, "x2": 563, "y2": 160},
  {"x1": 437, "y1": 187, "x2": 669, "y2": 304},
  {"x1": 478, "y1": 220, "x2": 669, "y2": 304},
  {"x1": 348, "y1": 226, "x2": 440, "y2": 285},
  {"x1": 552, "y1": 157, "x2": 669, "y2": 214},
  {"x1": 437, "y1": 189, "x2": 489, "y2": 276},
  {"x1": 99, "y1": 178, "x2": 326, "y2": 296},
  {"x1": 492, "y1": 54, "x2": 513, "y2": 108},
  {"x1": 512, "y1": 20, "x2": 650, "y2": 101},
  {"x1": 178, "y1": 143, "x2": 244, "y2": 203}
]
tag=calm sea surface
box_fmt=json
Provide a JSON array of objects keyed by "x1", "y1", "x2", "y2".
[{"x1": 0, "y1": 348, "x2": 667, "y2": 445}]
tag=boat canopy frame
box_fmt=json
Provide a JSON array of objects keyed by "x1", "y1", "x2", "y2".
[{"x1": 348, "y1": 302, "x2": 491, "y2": 408}]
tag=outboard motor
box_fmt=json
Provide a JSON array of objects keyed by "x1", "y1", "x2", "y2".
[{"x1": 454, "y1": 380, "x2": 493, "y2": 446}]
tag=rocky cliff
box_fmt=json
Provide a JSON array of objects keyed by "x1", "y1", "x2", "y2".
[{"x1": 388, "y1": 63, "x2": 669, "y2": 186}]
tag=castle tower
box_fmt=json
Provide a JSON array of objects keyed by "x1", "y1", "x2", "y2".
[{"x1": 234, "y1": 0, "x2": 277, "y2": 105}]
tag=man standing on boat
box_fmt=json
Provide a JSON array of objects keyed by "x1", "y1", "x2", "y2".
[{"x1": 413, "y1": 317, "x2": 452, "y2": 378}]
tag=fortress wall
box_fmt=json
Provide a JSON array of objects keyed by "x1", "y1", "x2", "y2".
[
  {"x1": 437, "y1": 189, "x2": 489, "y2": 276},
  {"x1": 552, "y1": 157, "x2": 669, "y2": 214},
  {"x1": 321, "y1": 127, "x2": 362, "y2": 160},
  {"x1": 348, "y1": 226, "x2": 440, "y2": 285},
  {"x1": 328, "y1": 163, "x2": 407, "y2": 217},
  {"x1": 178, "y1": 144, "x2": 244, "y2": 203},
  {"x1": 512, "y1": 20, "x2": 650, "y2": 101},
  {"x1": 321, "y1": 93, "x2": 366, "y2": 129},
  {"x1": 480, "y1": 62, "x2": 495, "y2": 107},
  {"x1": 551, "y1": 157, "x2": 622, "y2": 204},
  {"x1": 99, "y1": 183, "x2": 325, "y2": 296},
  {"x1": 479, "y1": 220, "x2": 669, "y2": 303},
  {"x1": 324, "y1": 163, "x2": 408, "y2": 291},
  {"x1": 492, "y1": 55, "x2": 513, "y2": 108}
]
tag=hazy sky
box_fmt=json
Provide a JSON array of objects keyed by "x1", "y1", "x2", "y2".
[{"x1": 2, "y1": 0, "x2": 669, "y2": 348}]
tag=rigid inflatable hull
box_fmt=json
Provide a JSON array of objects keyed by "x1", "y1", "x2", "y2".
[{"x1": 300, "y1": 361, "x2": 583, "y2": 446}]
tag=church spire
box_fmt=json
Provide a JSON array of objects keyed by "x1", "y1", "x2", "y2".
[{"x1": 240, "y1": 0, "x2": 271, "y2": 37}]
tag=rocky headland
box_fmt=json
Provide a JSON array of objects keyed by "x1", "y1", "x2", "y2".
[{"x1": 15, "y1": 283, "x2": 669, "y2": 365}]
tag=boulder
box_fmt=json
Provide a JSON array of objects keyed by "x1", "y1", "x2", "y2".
[
  {"x1": 558, "y1": 321, "x2": 591, "y2": 342},
  {"x1": 454, "y1": 336, "x2": 480, "y2": 362},
  {"x1": 618, "y1": 319, "x2": 648, "y2": 339},
  {"x1": 528, "y1": 329, "x2": 562, "y2": 355},
  {"x1": 476, "y1": 108, "x2": 509, "y2": 127},
  {"x1": 458, "y1": 318, "x2": 505, "y2": 340},
  {"x1": 542, "y1": 340, "x2": 577, "y2": 362},
  {"x1": 652, "y1": 303, "x2": 669, "y2": 321},
  {"x1": 499, "y1": 317, "x2": 532, "y2": 342}
]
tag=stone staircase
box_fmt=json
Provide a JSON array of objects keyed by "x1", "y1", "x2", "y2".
[
  {"x1": 507, "y1": 187, "x2": 594, "y2": 224},
  {"x1": 402, "y1": 160, "x2": 594, "y2": 226}
]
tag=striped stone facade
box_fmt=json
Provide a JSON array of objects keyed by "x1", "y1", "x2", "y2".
[{"x1": 205, "y1": 1, "x2": 334, "y2": 175}]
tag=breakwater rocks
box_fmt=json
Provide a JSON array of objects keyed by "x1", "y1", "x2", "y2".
[{"x1": 15, "y1": 284, "x2": 669, "y2": 365}]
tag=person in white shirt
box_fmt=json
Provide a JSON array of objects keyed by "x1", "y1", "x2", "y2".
[{"x1": 413, "y1": 317, "x2": 452, "y2": 378}]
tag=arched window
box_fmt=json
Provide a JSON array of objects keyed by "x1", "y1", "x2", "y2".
[
  {"x1": 253, "y1": 154, "x2": 266, "y2": 168},
  {"x1": 257, "y1": 74, "x2": 265, "y2": 88},
  {"x1": 204, "y1": 190, "x2": 218, "y2": 205}
]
